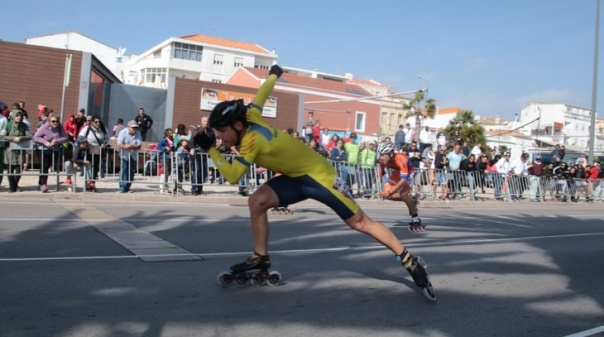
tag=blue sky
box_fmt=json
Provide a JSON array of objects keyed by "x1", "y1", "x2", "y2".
[{"x1": 2, "y1": 0, "x2": 601, "y2": 121}]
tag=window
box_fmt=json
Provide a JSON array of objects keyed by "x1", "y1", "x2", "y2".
[
  {"x1": 234, "y1": 57, "x2": 244, "y2": 67},
  {"x1": 172, "y1": 42, "x2": 203, "y2": 61},
  {"x1": 254, "y1": 64, "x2": 269, "y2": 70},
  {"x1": 211, "y1": 79, "x2": 222, "y2": 83},
  {"x1": 142, "y1": 68, "x2": 167, "y2": 87},
  {"x1": 355, "y1": 111, "x2": 366, "y2": 132},
  {"x1": 213, "y1": 54, "x2": 223, "y2": 65},
  {"x1": 389, "y1": 113, "x2": 395, "y2": 131}
]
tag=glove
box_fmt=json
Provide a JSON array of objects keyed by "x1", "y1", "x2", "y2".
[
  {"x1": 269, "y1": 64, "x2": 283, "y2": 78},
  {"x1": 193, "y1": 128, "x2": 216, "y2": 152}
]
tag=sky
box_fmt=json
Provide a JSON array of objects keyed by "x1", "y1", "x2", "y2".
[{"x1": 2, "y1": 0, "x2": 602, "y2": 121}]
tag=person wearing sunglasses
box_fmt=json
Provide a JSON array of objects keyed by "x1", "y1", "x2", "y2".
[{"x1": 32, "y1": 116, "x2": 69, "y2": 192}]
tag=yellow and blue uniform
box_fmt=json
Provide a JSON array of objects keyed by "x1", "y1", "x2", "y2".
[{"x1": 207, "y1": 75, "x2": 360, "y2": 219}]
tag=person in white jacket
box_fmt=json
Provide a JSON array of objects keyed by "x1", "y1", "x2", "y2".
[{"x1": 494, "y1": 152, "x2": 512, "y2": 200}]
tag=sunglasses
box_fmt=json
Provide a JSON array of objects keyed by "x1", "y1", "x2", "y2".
[{"x1": 50, "y1": 120, "x2": 58, "y2": 123}]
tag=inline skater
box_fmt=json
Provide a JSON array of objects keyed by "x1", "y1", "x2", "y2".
[
  {"x1": 377, "y1": 142, "x2": 425, "y2": 232},
  {"x1": 194, "y1": 65, "x2": 435, "y2": 301}
]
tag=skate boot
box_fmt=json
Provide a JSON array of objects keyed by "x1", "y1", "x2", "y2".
[
  {"x1": 397, "y1": 250, "x2": 436, "y2": 302},
  {"x1": 409, "y1": 216, "x2": 425, "y2": 233},
  {"x1": 217, "y1": 252, "x2": 281, "y2": 287}
]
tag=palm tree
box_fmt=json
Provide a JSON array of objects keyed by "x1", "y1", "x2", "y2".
[
  {"x1": 403, "y1": 91, "x2": 437, "y2": 142},
  {"x1": 444, "y1": 110, "x2": 487, "y2": 151}
]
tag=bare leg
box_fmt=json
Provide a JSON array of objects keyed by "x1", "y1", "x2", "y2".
[
  {"x1": 247, "y1": 183, "x2": 280, "y2": 256},
  {"x1": 344, "y1": 210, "x2": 404, "y2": 254}
]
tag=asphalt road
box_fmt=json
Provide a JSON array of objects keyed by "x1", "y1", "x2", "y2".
[{"x1": 1, "y1": 196, "x2": 603, "y2": 337}]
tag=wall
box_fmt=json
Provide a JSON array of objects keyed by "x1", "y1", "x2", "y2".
[
  {"x1": 0, "y1": 41, "x2": 83, "y2": 125},
  {"x1": 172, "y1": 77, "x2": 301, "y2": 134}
]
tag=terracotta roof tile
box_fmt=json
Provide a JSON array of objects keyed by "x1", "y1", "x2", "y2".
[
  {"x1": 180, "y1": 34, "x2": 271, "y2": 54},
  {"x1": 243, "y1": 67, "x2": 372, "y2": 96}
]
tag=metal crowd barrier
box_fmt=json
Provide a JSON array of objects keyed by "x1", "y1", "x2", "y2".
[{"x1": 1, "y1": 143, "x2": 602, "y2": 202}]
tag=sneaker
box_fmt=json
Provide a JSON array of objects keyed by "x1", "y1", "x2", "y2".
[
  {"x1": 40, "y1": 185, "x2": 49, "y2": 193},
  {"x1": 66, "y1": 177, "x2": 72, "y2": 187}
]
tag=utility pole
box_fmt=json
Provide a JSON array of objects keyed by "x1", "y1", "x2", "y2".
[{"x1": 589, "y1": 0, "x2": 600, "y2": 164}]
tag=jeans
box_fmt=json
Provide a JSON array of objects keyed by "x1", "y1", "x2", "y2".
[{"x1": 119, "y1": 157, "x2": 136, "y2": 191}]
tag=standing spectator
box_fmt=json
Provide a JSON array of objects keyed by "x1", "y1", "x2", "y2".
[
  {"x1": 18, "y1": 101, "x2": 28, "y2": 119},
  {"x1": 63, "y1": 113, "x2": 78, "y2": 142},
  {"x1": 343, "y1": 133, "x2": 360, "y2": 195},
  {"x1": 436, "y1": 128, "x2": 447, "y2": 148},
  {"x1": 33, "y1": 115, "x2": 69, "y2": 192},
  {"x1": 78, "y1": 115, "x2": 109, "y2": 185},
  {"x1": 311, "y1": 120, "x2": 321, "y2": 145},
  {"x1": 460, "y1": 154, "x2": 477, "y2": 200},
  {"x1": 1, "y1": 111, "x2": 31, "y2": 192},
  {"x1": 0, "y1": 111, "x2": 8, "y2": 188},
  {"x1": 559, "y1": 145, "x2": 566, "y2": 162},
  {"x1": 305, "y1": 111, "x2": 315, "y2": 143},
  {"x1": 157, "y1": 128, "x2": 175, "y2": 193},
  {"x1": 394, "y1": 124, "x2": 405, "y2": 152},
  {"x1": 510, "y1": 153, "x2": 529, "y2": 201},
  {"x1": 418, "y1": 125, "x2": 433, "y2": 153},
  {"x1": 432, "y1": 145, "x2": 449, "y2": 200},
  {"x1": 471, "y1": 142, "x2": 483, "y2": 158},
  {"x1": 329, "y1": 138, "x2": 346, "y2": 177},
  {"x1": 359, "y1": 141, "x2": 378, "y2": 197},
  {"x1": 9, "y1": 103, "x2": 22, "y2": 120},
  {"x1": 476, "y1": 155, "x2": 489, "y2": 193},
  {"x1": 595, "y1": 163, "x2": 603, "y2": 202},
  {"x1": 446, "y1": 142, "x2": 464, "y2": 199},
  {"x1": 449, "y1": 130, "x2": 461, "y2": 146},
  {"x1": 527, "y1": 155, "x2": 544, "y2": 202},
  {"x1": 576, "y1": 154, "x2": 587, "y2": 168},
  {"x1": 461, "y1": 141, "x2": 471, "y2": 157},
  {"x1": 116, "y1": 121, "x2": 142, "y2": 193},
  {"x1": 408, "y1": 142, "x2": 422, "y2": 195},
  {"x1": 191, "y1": 116, "x2": 210, "y2": 195},
  {"x1": 404, "y1": 122, "x2": 413, "y2": 147},
  {"x1": 135, "y1": 107, "x2": 153, "y2": 141},
  {"x1": 112, "y1": 118, "x2": 125, "y2": 138},
  {"x1": 494, "y1": 152, "x2": 512, "y2": 201},
  {"x1": 320, "y1": 128, "x2": 330, "y2": 148},
  {"x1": 75, "y1": 109, "x2": 86, "y2": 136}
]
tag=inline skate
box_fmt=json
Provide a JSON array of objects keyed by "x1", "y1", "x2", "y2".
[
  {"x1": 408, "y1": 216, "x2": 426, "y2": 233},
  {"x1": 217, "y1": 252, "x2": 282, "y2": 287},
  {"x1": 398, "y1": 251, "x2": 436, "y2": 302}
]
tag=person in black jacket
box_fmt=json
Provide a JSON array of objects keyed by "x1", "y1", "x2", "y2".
[
  {"x1": 135, "y1": 108, "x2": 153, "y2": 141},
  {"x1": 460, "y1": 154, "x2": 477, "y2": 200},
  {"x1": 432, "y1": 145, "x2": 449, "y2": 199}
]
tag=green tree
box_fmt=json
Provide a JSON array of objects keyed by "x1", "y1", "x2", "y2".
[
  {"x1": 403, "y1": 91, "x2": 437, "y2": 142},
  {"x1": 444, "y1": 110, "x2": 487, "y2": 151}
]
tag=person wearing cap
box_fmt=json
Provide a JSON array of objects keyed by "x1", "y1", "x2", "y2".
[
  {"x1": 527, "y1": 154, "x2": 544, "y2": 202},
  {"x1": 116, "y1": 120, "x2": 142, "y2": 193},
  {"x1": 64, "y1": 137, "x2": 92, "y2": 190}
]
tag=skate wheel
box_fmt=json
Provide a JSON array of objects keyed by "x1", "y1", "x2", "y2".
[
  {"x1": 422, "y1": 280, "x2": 437, "y2": 302},
  {"x1": 250, "y1": 272, "x2": 265, "y2": 287},
  {"x1": 266, "y1": 271, "x2": 282, "y2": 286},
  {"x1": 235, "y1": 274, "x2": 248, "y2": 287},
  {"x1": 216, "y1": 271, "x2": 233, "y2": 287}
]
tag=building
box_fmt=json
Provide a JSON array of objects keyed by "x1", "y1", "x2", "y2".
[
  {"x1": 227, "y1": 67, "x2": 382, "y2": 141},
  {"x1": 25, "y1": 31, "x2": 127, "y2": 80}
]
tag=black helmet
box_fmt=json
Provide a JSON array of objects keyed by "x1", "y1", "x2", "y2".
[{"x1": 209, "y1": 99, "x2": 248, "y2": 129}]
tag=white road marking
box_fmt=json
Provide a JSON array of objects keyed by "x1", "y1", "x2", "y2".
[
  {"x1": 560, "y1": 326, "x2": 604, "y2": 337},
  {"x1": 1, "y1": 231, "x2": 603, "y2": 263}
]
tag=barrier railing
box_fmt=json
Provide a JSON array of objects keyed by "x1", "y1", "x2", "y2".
[{"x1": 1, "y1": 144, "x2": 602, "y2": 202}]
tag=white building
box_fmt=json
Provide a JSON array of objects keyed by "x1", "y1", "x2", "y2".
[
  {"x1": 520, "y1": 103, "x2": 594, "y2": 149},
  {"x1": 120, "y1": 34, "x2": 277, "y2": 88},
  {"x1": 25, "y1": 31, "x2": 127, "y2": 79},
  {"x1": 26, "y1": 31, "x2": 278, "y2": 89}
]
